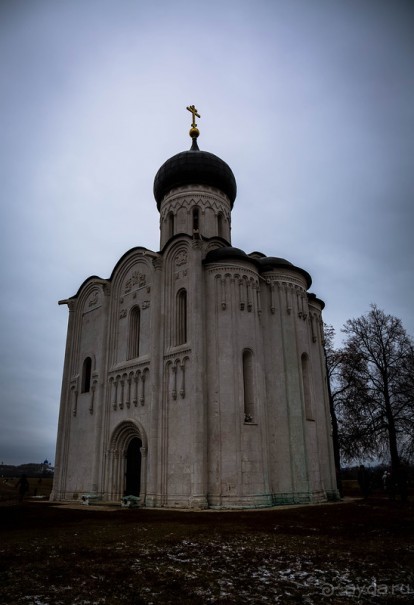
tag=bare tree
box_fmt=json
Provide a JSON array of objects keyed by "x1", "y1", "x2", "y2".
[
  {"x1": 323, "y1": 324, "x2": 344, "y2": 494},
  {"x1": 335, "y1": 305, "x2": 414, "y2": 479}
]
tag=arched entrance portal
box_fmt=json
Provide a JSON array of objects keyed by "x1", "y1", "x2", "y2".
[
  {"x1": 105, "y1": 420, "x2": 147, "y2": 504},
  {"x1": 125, "y1": 437, "x2": 142, "y2": 496}
]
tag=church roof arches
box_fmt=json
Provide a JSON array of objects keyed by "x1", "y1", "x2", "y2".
[
  {"x1": 60, "y1": 278, "x2": 109, "y2": 313},
  {"x1": 59, "y1": 247, "x2": 159, "y2": 305},
  {"x1": 109, "y1": 247, "x2": 157, "y2": 282},
  {"x1": 160, "y1": 235, "x2": 191, "y2": 265},
  {"x1": 158, "y1": 231, "x2": 193, "y2": 255},
  {"x1": 110, "y1": 249, "x2": 157, "y2": 298}
]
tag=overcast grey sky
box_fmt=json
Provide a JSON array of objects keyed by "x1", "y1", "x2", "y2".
[{"x1": 1, "y1": 0, "x2": 413, "y2": 465}]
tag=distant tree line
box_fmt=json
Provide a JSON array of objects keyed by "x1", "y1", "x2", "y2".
[
  {"x1": 0, "y1": 463, "x2": 54, "y2": 478},
  {"x1": 325, "y1": 305, "x2": 414, "y2": 491}
]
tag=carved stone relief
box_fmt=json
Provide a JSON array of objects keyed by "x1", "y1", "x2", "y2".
[
  {"x1": 175, "y1": 269, "x2": 188, "y2": 281},
  {"x1": 124, "y1": 271, "x2": 147, "y2": 294},
  {"x1": 88, "y1": 291, "x2": 99, "y2": 307},
  {"x1": 175, "y1": 250, "x2": 188, "y2": 266}
]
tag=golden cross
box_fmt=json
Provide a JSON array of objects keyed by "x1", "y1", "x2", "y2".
[{"x1": 186, "y1": 105, "x2": 200, "y2": 128}]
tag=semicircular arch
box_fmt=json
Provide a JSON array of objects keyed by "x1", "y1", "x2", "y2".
[{"x1": 110, "y1": 420, "x2": 148, "y2": 452}]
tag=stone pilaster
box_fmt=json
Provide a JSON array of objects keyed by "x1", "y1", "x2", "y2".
[
  {"x1": 91, "y1": 282, "x2": 111, "y2": 495},
  {"x1": 189, "y1": 239, "x2": 208, "y2": 508},
  {"x1": 145, "y1": 256, "x2": 163, "y2": 507},
  {"x1": 50, "y1": 299, "x2": 76, "y2": 501}
]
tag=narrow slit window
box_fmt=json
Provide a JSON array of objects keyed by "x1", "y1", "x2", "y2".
[
  {"x1": 168, "y1": 212, "x2": 175, "y2": 239},
  {"x1": 128, "y1": 306, "x2": 141, "y2": 359},
  {"x1": 81, "y1": 357, "x2": 92, "y2": 393},
  {"x1": 193, "y1": 207, "x2": 200, "y2": 233},
  {"x1": 242, "y1": 350, "x2": 255, "y2": 422},
  {"x1": 176, "y1": 289, "x2": 187, "y2": 345},
  {"x1": 217, "y1": 212, "x2": 225, "y2": 238}
]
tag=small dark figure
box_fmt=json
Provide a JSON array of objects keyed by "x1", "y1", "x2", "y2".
[
  {"x1": 357, "y1": 464, "x2": 369, "y2": 498},
  {"x1": 16, "y1": 474, "x2": 29, "y2": 503}
]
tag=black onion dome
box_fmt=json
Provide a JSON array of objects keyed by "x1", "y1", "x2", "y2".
[
  {"x1": 204, "y1": 250, "x2": 312, "y2": 288},
  {"x1": 258, "y1": 256, "x2": 293, "y2": 270},
  {"x1": 308, "y1": 292, "x2": 325, "y2": 310},
  {"x1": 153, "y1": 142, "x2": 237, "y2": 210},
  {"x1": 258, "y1": 256, "x2": 312, "y2": 289},
  {"x1": 204, "y1": 246, "x2": 251, "y2": 264}
]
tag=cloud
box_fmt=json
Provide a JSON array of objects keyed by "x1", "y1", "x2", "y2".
[{"x1": 1, "y1": 0, "x2": 413, "y2": 463}]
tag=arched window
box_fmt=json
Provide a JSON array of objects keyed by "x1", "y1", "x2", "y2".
[
  {"x1": 301, "y1": 353, "x2": 314, "y2": 420},
  {"x1": 81, "y1": 357, "x2": 92, "y2": 393},
  {"x1": 128, "y1": 306, "x2": 141, "y2": 360},
  {"x1": 217, "y1": 212, "x2": 225, "y2": 238},
  {"x1": 168, "y1": 212, "x2": 175, "y2": 239},
  {"x1": 242, "y1": 349, "x2": 255, "y2": 422},
  {"x1": 192, "y1": 207, "x2": 200, "y2": 233},
  {"x1": 176, "y1": 289, "x2": 187, "y2": 345}
]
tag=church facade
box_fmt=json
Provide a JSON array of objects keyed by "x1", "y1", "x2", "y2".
[{"x1": 51, "y1": 111, "x2": 338, "y2": 508}]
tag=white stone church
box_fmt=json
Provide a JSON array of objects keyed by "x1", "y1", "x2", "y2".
[{"x1": 51, "y1": 109, "x2": 338, "y2": 508}]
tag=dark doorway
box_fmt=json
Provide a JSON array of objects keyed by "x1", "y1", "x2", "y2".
[{"x1": 125, "y1": 437, "x2": 142, "y2": 496}]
